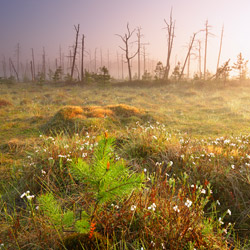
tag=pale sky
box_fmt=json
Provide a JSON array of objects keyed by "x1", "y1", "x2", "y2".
[{"x1": 0, "y1": 0, "x2": 250, "y2": 78}]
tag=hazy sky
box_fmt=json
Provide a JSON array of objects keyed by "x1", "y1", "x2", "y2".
[{"x1": 1, "y1": 0, "x2": 250, "y2": 77}]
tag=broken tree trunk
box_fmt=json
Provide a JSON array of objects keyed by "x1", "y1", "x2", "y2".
[{"x1": 71, "y1": 24, "x2": 80, "y2": 79}]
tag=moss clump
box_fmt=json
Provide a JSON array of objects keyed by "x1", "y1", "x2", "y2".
[
  {"x1": 42, "y1": 106, "x2": 86, "y2": 135},
  {"x1": 0, "y1": 99, "x2": 13, "y2": 108},
  {"x1": 43, "y1": 104, "x2": 153, "y2": 135}
]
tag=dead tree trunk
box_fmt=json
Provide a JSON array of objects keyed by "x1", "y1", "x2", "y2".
[
  {"x1": 198, "y1": 40, "x2": 202, "y2": 79},
  {"x1": 42, "y1": 47, "x2": 46, "y2": 78},
  {"x1": 117, "y1": 51, "x2": 120, "y2": 79},
  {"x1": 81, "y1": 34, "x2": 85, "y2": 81},
  {"x1": 71, "y1": 24, "x2": 80, "y2": 79},
  {"x1": 179, "y1": 32, "x2": 197, "y2": 80},
  {"x1": 164, "y1": 9, "x2": 175, "y2": 80},
  {"x1": 137, "y1": 27, "x2": 141, "y2": 80},
  {"x1": 30, "y1": 61, "x2": 34, "y2": 81},
  {"x1": 9, "y1": 58, "x2": 19, "y2": 81},
  {"x1": 121, "y1": 54, "x2": 124, "y2": 79},
  {"x1": 116, "y1": 23, "x2": 139, "y2": 81},
  {"x1": 31, "y1": 48, "x2": 35, "y2": 80},
  {"x1": 216, "y1": 24, "x2": 224, "y2": 78},
  {"x1": 16, "y1": 43, "x2": 20, "y2": 77},
  {"x1": 94, "y1": 48, "x2": 97, "y2": 73},
  {"x1": 2, "y1": 56, "x2": 7, "y2": 78}
]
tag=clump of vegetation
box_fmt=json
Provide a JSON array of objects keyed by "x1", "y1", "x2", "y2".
[
  {"x1": 43, "y1": 104, "x2": 150, "y2": 135},
  {"x1": 0, "y1": 99, "x2": 13, "y2": 108}
]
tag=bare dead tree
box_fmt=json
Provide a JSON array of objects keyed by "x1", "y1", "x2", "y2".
[
  {"x1": 9, "y1": 58, "x2": 19, "y2": 81},
  {"x1": 117, "y1": 51, "x2": 120, "y2": 78},
  {"x1": 116, "y1": 23, "x2": 139, "y2": 81},
  {"x1": 31, "y1": 48, "x2": 35, "y2": 79},
  {"x1": 107, "y1": 49, "x2": 110, "y2": 70},
  {"x1": 30, "y1": 61, "x2": 34, "y2": 81},
  {"x1": 197, "y1": 40, "x2": 202, "y2": 79},
  {"x1": 137, "y1": 27, "x2": 142, "y2": 80},
  {"x1": 100, "y1": 48, "x2": 103, "y2": 67},
  {"x1": 216, "y1": 24, "x2": 224, "y2": 74},
  {"x1": 179, "y1": 32, "x2": 198, "y2": 80},
  {"x1": 16, "y1": 43, "x2": 20, "y2": 76},
  {"x1": 121, "y1": 54, "x2": 124, "y2": 79},
  {"x1": 42, "y1": 47, "x2": 46, "y2": 77},
  {"x1": 203, "y1": 20, "x2": 214, "y2": 80},
  {"x1": 71, "y1": 24, "x2": 80, "y2": 79},
  {"x1": 2, "y1": 56, "x2": 7, "y2": 78},
  {"x1": 210, "y1": 59, "x2": 230, "y2": 81},
  {"x1": 164, "y1": 9, "x2": 175, "y2": 80},
  {"x1": 94, "y1": 48, "x2": 97, "y2": 73},
  {"x1": 81, "y1": 34, "x2": 85, "y2": 81}
]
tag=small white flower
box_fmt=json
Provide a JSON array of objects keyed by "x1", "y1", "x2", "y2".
[
  {"x1": 152, "y1": 135, "x2": 157, "y2": 140},
  {"x1": 168, "y1": 161, "x2": 173, "y2": 167},
  {"x1": 35, "y1": 206, "x2": 39, "y2": 210},
  {"x1": 64, "y1": 145, "x2": 69, "y2": 149},
  {"x1": 20, "y1": 192, "x2": 26, "y2": 199},
  {"x1": 201, "y1": 189, "x2": 206, "y2": 194},
  {"x1": 67, "y1": 158, "x2": 72, "y2": 162},
  {"x1": 218, "y1": 217, "x2": 224, "y2": 224},
  {"x1": 131, "y1": 205, "x2": 136, "y2": 211},
  {"x1": 216, "y1": 200, "x2": 221, "y2": 206},
  {"x1": 173, "y1": 205, "x2": 180, "y2": 212},
  {"x1": 144, "y1": 168, "x2": 147, "y2": 173},
  {"x1": 26, "y1": 195, "x2": 35, "y2": 200},
  {"x1": 227, "y1": 209, "x2": 232, "y2": 216},
  {"x1": 185, "y1": 199, "x2": 192, "y2": 208},
  {"x1": 231, "y1": 165, "x2": 235, "y2": 169},
  {"x1": 48, "y1": 157, "x2": 53, "y2": 160},
  {"x1": 41, "y1": 170, "x2": 46, "y2": 175},
  {"x1": 148, "y1": 203, "x2": 156, "y2": 211},
  {"x1": 151, "y1": 241, "x2": 155, "y2": 247},
  {"x1": 180, "y1": 154, "x2": 184, "y2": 159},
  {"x1": 82, "y1": 153, "x2": 87, "y2": 158}
]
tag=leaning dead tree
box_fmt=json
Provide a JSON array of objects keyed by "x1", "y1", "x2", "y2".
[
  {"x1": 116, "y1": 23, "x2": 139, "y2": 81},
  {"x1": 179, "y1": 32, "x2": 198, "y2": 80},
  {"x1": 209, "y1": 59, "x2": 230, "y2": 80},
  {"x1": 216, "y1": 24, "x2": 224, "y2": 73},
  {"x1": 71, "y1": 24, "x2": 80, "y2": 79},
  {"x1": 163, "y1": 9, "x2": 175, "y2": 80},
  {"x1": 9, "y1": 58, "x2": 19, "y2": 81}
]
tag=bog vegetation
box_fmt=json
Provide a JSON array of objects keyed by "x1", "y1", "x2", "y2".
[{"x1": 0, "y1": 76, "x2": 250, "y2": 249}]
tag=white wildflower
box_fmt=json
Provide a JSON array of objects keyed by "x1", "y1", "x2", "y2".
[
  {"x1": 26, "y1": 195, "x2": 35, "y2": 200},
  {"x1": 131, "y1": 205, "x2": 136, "y2": 211},
  {"x1": 218, "y1": 217, "x2": 224, "y2": 224},
  {"x1": 152, "y1": 135, "x2": 157, "y2": 140},
  {"x1": 185, "y1": 199, "x2": 192, "y2": 208},
  {"x1": 227, "y1": 209, "x2": 232, "y2": 216},
  {"x1": 201, "y1": 189, "x2": 206, "y2": 194},
  {"x1": 144, "y1": 168, "x2": 147, "y2": 173},
  {"x1": 173, "y1": 205, "x2": 180, "y2": 212},
  {"x1": 231, "y1": 165, "x2": 235, "y2": 169},
  {"x1": 148, "y1": 203, "x2": 157, "y2": 211},
  {"x1": 168, "y1": 161, "x2": 173, "y2": 167},
  {"x1": 216, "y1": 200, "x2": 221, "y2": 205}
]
